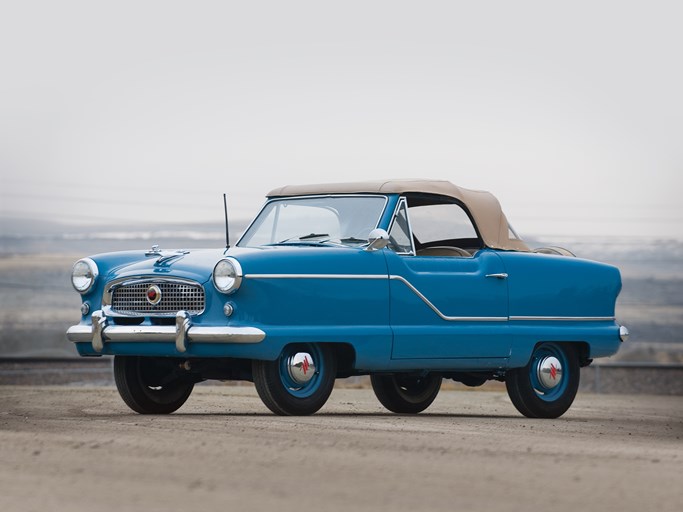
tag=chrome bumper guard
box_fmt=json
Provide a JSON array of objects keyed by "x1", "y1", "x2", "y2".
[{"x1": 66, "y1": 310, "x2": 266, "y2": 353}]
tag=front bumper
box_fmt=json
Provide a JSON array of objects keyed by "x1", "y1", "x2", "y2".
[{"x1": 66, "y1": 310, "x2": 265, "y2": 354}]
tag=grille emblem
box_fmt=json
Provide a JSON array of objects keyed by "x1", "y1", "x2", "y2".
[{"x1": 146, "y1": 285, "x2": 162, "y2": 305}]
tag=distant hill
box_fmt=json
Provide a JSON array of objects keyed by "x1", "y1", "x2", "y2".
[{"x1": 0, "y1": 216, "x2": 252, "y2": 254}]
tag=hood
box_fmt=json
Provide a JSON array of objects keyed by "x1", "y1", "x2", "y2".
[
  {"x1": 107, "y1": 248, "x2": 228, "y2": 283},
  {"x1": 104, "y1": 244, "x2": 385, "y2": 284}
]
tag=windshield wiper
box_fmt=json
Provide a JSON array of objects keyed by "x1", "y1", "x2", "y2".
[
  {"x1": 299, "y1": 233, "x2": 329, "y2": 240},
  {"x1": 277, "y1": 233, "x2": 330, "y2": 244},
  {"x1": 338, "y1": 237, "x2": 367, "y2": 244}
]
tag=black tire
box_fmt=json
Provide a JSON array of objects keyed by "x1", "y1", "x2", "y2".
[
  {"x1": 114, "y1": 356, "x2": 194, "y2": 414},
  {"x1": 370, "y1": 373, "x2": 442, "y2": 414},
  {"x1": 506, "y1": 343, "x2": 580, "y2": 419},
  {"x1": 252, "y1": 344, "x2": 336, "y2": 416}
]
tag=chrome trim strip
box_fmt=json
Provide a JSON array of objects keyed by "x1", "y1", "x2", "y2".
[
  {"x1": 245, "y1": 274, "x2": 386, "y2": 280},
  {"x1": 244, "y1": 273, "x2": 506, "y2": 322},
  {"x1": 244, "y1": 273, "x2": 617, "y2": 324},
  {"x1": 388, "y1": 275, "x2": 508, "y2": 322},
  {"x1": 509, "y1": 316, "x2": 616, "y2": 322}
]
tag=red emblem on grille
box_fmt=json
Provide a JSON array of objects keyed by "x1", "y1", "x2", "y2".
[
  {"x1": 146, "y1": 285, "x2": 162, "y2": 305},
  {"x1": 550, "y1": 364, "x2": 558, "y2": 380},
  {"x1": 301, "y1": 356, "x2": 310, "y2": 375}
]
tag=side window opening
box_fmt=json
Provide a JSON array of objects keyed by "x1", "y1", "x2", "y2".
[{"x1": 405, "y1": 194, "x2": 483, "y2": 256}]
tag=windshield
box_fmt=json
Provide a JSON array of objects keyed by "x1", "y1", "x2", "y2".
[{"x1": 238, "y1": 195, "x2": 387, "y2": 247}]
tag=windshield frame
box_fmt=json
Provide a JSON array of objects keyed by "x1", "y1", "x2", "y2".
[{"x1": 236, "y1": 194, "x2": 389, "y2": 248}]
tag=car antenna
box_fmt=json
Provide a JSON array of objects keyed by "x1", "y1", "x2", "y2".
[{"x1": 223, "y1": 193, "x2": 230, "y2": 249}]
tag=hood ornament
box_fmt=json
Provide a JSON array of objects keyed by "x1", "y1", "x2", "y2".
[
  {"x1": 145, "y1": 245, "x2": 190, "y2": 265},
  {"x1": 145, "y1": 244, "x2": 162, "y2": 256}
]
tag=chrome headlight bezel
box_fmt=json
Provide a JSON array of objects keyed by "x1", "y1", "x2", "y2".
[
  {"x1": 71, "y1": 258, "x2": 99, "y2": 294},
  {"x1": 212, "y1": 257, "x2": 243, "y2": 294}
]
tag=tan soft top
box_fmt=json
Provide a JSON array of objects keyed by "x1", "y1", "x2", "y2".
[{"x1": 267, "y1": 179, "x2": 530, "y2": 252}]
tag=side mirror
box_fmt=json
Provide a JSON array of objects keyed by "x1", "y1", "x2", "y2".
[{"x1": 365, "y1": 228, "x2": 390, "y2": 251}]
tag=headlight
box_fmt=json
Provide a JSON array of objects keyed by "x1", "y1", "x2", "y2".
[
  {"x1": 71, "y1": 258, "x2": 98, "y2": 294},
  {"x1": 212, "y1": 258, "x2": 243, "y2": 294}
]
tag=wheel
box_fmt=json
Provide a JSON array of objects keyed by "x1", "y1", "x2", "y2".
[
  {"x1": 370, "y1": 373, "x2": 442, "y2": 414},
  {"x1": 114, "y1": 356, "x2": 194, "y2": 414},
  {"x1": 505, "y1": 343, "x2": 580, "y2": 418},
  {"x1": 252, "y1": 344, "x2": 336, "y2": 415}
]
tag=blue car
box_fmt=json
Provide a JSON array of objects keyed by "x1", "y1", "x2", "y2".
[{"x1": 67, "y1": 179, "x2": 627, "y2": 418}]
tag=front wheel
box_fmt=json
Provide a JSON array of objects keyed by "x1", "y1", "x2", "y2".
[
  {"x1": 114, "y1": 356, "x2": 194, "y2": 414},
  {"x1": 252, "y1": 344, "x2": 336, "y2": 415},
  {"x1": 371, "y1": 373, "x2": 442, "y2": 414},
  {"x1": 505, "y1": 343, "x2": 580, "y2": 418}
]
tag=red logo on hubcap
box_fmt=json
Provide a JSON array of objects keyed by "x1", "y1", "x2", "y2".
[
  {"x1": 550, "y1": 364, "x2": 558, "y2": 380},
  {"x1": 301, "y1": 356, "x2": 310, "y2": 375}
]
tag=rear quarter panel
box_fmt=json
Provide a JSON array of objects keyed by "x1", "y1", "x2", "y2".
[{"x1": 498, "y1": 252, "x2": 623, "y2": 366}]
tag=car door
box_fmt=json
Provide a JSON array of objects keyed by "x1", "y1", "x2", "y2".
[{"x1": 385, "y1": 196, "x2": 510, "y2": 360}]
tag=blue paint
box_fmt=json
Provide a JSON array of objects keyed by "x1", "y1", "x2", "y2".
[{"x1": 69, "y1": 192, "x2": 625, "y2": 375}]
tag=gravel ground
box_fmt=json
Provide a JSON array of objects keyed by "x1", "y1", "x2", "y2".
[{"x1": 0, "y1": 386, "x2": 681, "y2": 512}]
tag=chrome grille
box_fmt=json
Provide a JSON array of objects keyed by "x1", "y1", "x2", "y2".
[{"x1": 111, "y1": 280, "x2": 205, "y2": 315}]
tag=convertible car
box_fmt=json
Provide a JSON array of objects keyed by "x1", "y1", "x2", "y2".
[{"x1": 67, "y1": 179, "x2": 627, "y2": 418}]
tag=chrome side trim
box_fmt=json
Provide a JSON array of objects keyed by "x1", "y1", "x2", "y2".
[
  {"x1": 244, "y1": 273, "x2": 507, "y2": 322},
  {"x1": 244, "y1": 273, "x2": 618, "y2": 324},
  {"x1": 244, "y1": 274, "x2": 386, "y2": 280},
  {"x1": 509, "y1": 316, "x2": 616, "y2": 322},
  {"x1": 388, "y1": 275, "x2": 508, "y2": 322}
]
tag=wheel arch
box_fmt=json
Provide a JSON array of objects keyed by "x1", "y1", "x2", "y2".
[
  {"x1": 263, "y1": 341, "x2": 357, "y2": 377},
  {"x1": 514, "y1": 340, "x2": 590, "y2": 370},
  {"x1": 328, "y1": 342, "x2": 357, "y2": 377}
]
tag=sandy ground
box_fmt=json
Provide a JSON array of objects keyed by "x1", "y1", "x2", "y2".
[{"x1": 0, "y1": 386, "x2": 681, "y2": 512}]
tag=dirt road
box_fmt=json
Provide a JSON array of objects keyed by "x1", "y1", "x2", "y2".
[{"x1": 1, "y1": 386, "x2": 681, "y2": 512}]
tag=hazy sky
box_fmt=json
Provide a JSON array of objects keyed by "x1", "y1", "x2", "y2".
[{"x1": 1, "y1": 0, "x2": 682, "y2": 239}]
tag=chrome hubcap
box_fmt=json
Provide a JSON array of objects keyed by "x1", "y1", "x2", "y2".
[
  {"x1": 537, "y1": 356, "x2": 563, "y2": 389},
  {"x1": 286, "y1": 352, "x2": 316, "y2": 385}
]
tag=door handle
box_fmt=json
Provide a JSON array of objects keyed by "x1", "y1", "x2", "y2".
[{"x1": 485, "y1": 273, "x2": 508, "y2": 279}]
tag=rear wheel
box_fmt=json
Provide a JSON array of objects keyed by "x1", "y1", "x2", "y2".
[
  {"x1": 253, "y1": 344, "x2": 336, "y2": 415},
  {"x1": 371, "y1": 373, "x2": 442, "y2": 414},
  {"x1": 505, "y1": 343, "x2": 580, "y2": 418},
  {"x1": 114, "y1": 356, "x2": 194, "y2": 414}
]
